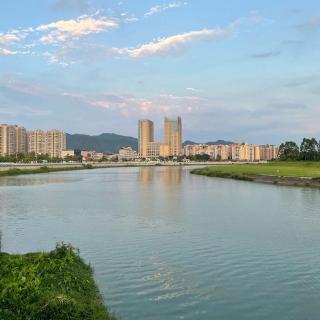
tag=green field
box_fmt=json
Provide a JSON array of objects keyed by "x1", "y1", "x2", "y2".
[
  {"x1": 0, "y1": 244, "x2": 117, "y2": 320},
  {"x1": 191, "y1": 162, "x2": 320, "y2": 179}
]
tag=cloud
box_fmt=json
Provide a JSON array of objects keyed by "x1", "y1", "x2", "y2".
[
  {"x1": 250, "y1": 51, "x2": 281, "y2": 59},
  {"x1": 186, "y1": 87, "x2": 203, "y2": 93},
  {"x1": 0, "y1": 48, "x2": 16, "y2": 55},
  {"x1": 144, "y1": 2, "x2": 188, "y2": 17},
  {"x1": 62, "y1": 91, "x2": 202, "y2": 116},
  {"x1": 37, "y1": 15, "x2": 118, "y2": 44},
  {"x1": 112, "y1": 28, "x2": 229, "y2": 58},
  {"x1": 297, "y1": 16, "x2": 320, "y2": 30},
  {"x1": 0, "y1": 33, "x2": 22, "y2": 44}
]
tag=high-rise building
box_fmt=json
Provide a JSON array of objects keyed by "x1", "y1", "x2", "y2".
[
  {"x1": 138, "y1": 120, "x2": 154, "y2": 158},
  {"x1": 0, "y1": 124, "x2": 28, "y2": 156},
  {"x1": 164, "y1": 117, "x2": 182, "y2": 156},
  {"x1": 28, "y1": 130, "x2": 46, "y2": 155},
  {"x1": 28, "y1": 129, "x2": 66, "y2": 157},
  {"x1": 46, "y1": 130, "x2": 66, "y2": 158},
  {"x1": 15, "y1": 126, "x2": 28, "y2": 154}
]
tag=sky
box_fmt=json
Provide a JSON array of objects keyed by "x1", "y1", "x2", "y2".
[{"x1": 0, "y1": 0, "x2": 319, "y2": 143}]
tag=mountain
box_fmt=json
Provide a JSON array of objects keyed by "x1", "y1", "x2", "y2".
[
  {"x1": 66, "y1": 133, "x2": 138, "y2": 153},
  {"x1": 183, "y1": 140, "x2": 234, "y2": 146}
]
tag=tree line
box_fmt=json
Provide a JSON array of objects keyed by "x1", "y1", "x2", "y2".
[{"x1": 279, "y1": 138, "x2": 320, "y2": 161}]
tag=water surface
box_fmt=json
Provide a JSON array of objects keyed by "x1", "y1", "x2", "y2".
[{"x1": 1, "y1": 166, "x2": 320, "y2": 320}]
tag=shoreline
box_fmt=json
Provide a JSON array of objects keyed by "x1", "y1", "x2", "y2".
[
  {"x1": 0, "y1": 161, "x2": 241, "y2": 177},
  {"x1": 191, "y1": 165, "x2": 320, "y2": 189}
]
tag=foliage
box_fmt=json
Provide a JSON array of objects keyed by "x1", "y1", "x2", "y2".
[
  {"x1": 191, "y1": 161, "x2": 320, "y2": 179},
  {"x1": 278, "y1": 141, "x2": 300, "y2": 160},
  {"x1": 186, "y1": 154, "x2": 211, "y2": 162},
  {"x1": 0, "y1": 243, "x2": 117, "y2": 320},
  {"x1": 0, "y1": 166, "x2": 84, "y2": 177},
  {"x1": 279, "y1": 138, "x2": 320, "y2": 161},
  {"x1": 299, "y1": 138, "x2": 320, "y2": 161}
]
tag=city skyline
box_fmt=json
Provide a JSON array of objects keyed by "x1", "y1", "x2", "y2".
[{"x1": 1, "y1": 0, "x2": 320, "y2": 144}]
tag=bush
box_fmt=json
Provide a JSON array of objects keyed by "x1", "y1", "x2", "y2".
[{"x1": 0, "y1": 243, "x2": 117, "y2": 320}]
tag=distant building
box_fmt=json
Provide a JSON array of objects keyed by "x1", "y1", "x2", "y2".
[
  {"x1": 61, "y1": 150, "x2": 75, "y2": 158},
  {"x1": 0, "y1": 124, "x2": 27, "y2": 156},
  {"x1": 184, "y1": 143, "x2": 277, "y2": 162},
  {"x1": 146, "y1": 143, "x2": 169, "y2": 158},
  {"x1": 81, "y1": 150, "x2": 103, "y2": 161},
  {"x1": 259, "y1": 145, "x2": 279, "y2": 160},
  {"x1": 138, "y1": 120, "x2": 154, "y2": 158},
  {"x1": 28, "y1": 129, "x2": 66, "y2": 157},
  {"x1": 118, "y1": 147, "x2": 137, "y2": 160},
  {"x1": 164, "y1": 117, "x2": 182, "y2": 156}
]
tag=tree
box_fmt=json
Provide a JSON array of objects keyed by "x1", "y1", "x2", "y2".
[
  {"x1": 278, "y1": 141, "x2": 300, "y2": 160},
  {"x1": 300, "y1": 138, "x2": 319, "y2": 161}
]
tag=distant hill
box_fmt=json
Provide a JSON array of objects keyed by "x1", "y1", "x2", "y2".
[
  {"x1": 66, "y1": 134, "x2": 234, "y2": 153},
  {"x1": 66, "y1": 133, "x2": 138, "y2": 153},
  {"x1": 183, "y1": 140, "x2": 234, "y2": 146}
]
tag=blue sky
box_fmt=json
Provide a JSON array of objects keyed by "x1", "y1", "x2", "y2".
[{"x1": 0, "y1": 0, "x2": 319, "y2": 143}]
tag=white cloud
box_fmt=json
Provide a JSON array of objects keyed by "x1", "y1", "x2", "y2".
[
  {"x1": 37, "y1": 15, "x2": 118, "y2": 44},
  {"x1": 145, "y1": 2, "x2": 188, "y2": 17},
  {"x1": 0, "y1": 32, "x2": 26, "y2": 44},
  {"x1": 62, "y1": 91, "x2": 202, "y2": 116},
  {"x1": 0, "y1": 48, "x2": 16, "y2": 55},
  {"x1": 186, "y1": 87, "x2": 203, "y2": 93},
  {"x1": 112, "y1": 28, "x2": 229, "y2": 58}
]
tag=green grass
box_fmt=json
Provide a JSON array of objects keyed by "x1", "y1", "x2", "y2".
[
  {"x1": 0, "y1": 244, "x2": 117, "y2": 320},
  {"x1": 191, "y1": 161, "x2": 320, "y2": 179},
  {"x1": 0, "y1": 165, "x2": 93, "y2": 177}
]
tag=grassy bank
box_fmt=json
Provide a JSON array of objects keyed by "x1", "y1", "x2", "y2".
[
  {"x1": 0, "y1": 244, "x2": 117, "y2": 320},
  {"x1": 191, "y1": 162, "x2": 320, "y2": 187},
  {"x1": 0, "y1": 165, "x2": 93, "y2": 177}
]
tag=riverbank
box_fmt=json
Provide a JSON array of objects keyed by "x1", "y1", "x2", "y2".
[
  {"x1": 0, "y1": 244, "x2": 117, "y2": 320},
  {"x1": 0, "y1": 161, "x2": 238, "y2": 177},
  {"x1": 191, "y1": 162, "x2": 320, "y2": 188}
]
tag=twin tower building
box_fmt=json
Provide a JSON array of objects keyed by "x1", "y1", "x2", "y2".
[{"x1": 138, "y1": 117, "x2": 182, "y2": 158}]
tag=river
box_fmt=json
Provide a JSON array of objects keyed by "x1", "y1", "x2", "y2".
[{"x1": 1, "y1": 166, "x2": 320, "y2": 319}]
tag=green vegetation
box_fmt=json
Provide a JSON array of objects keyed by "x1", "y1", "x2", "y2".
[
  {"x1": 0, "y1": 152, "x2": 82, "y2": 164},
  {"x1": 0, "y1": 243, "x2": 116, "y2": 320},
  {"x1": 279, "y1": 138, "x2": 320, "y2": 161},
  {"x1": 0, "y1": 166, "x2": 89, "y2": 177},
  {"x1": 191, "y1": 161, "x2": 320, "y2": 179}
]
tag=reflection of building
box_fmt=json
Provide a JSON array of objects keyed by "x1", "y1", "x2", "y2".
[
  {"x1": 0, "y1": 124, "x2": 27, "y2": 156},
  {"x1": 119, "y1": 147, "x2": 137, "y2": 160},
  {"x1": 28, "y1": 129, "x2": 66, "y2": 157},
  {"x1": 164, "y1": 117, "x2": 182, "y2": 156},
  {"x1": 138, "y1": 120, "x2": 154, "y2": 158}
]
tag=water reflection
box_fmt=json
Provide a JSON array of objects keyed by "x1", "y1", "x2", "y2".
[
  {"x1": 138, "y1": 166, "x2": 182, "y2": 188},
  {"x1": 0, "y1": 175, "x2": 67, "y2": 187},
  {"x1": 137, "y1": 167, "x2": 184, "y2": 223}
]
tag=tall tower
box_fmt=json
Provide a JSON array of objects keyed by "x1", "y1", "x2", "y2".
[
  {"x1": 164, "y1": 117, "x2": 182, "y2": 156},
  {"x1": 138, "y1": 120, "x2": 154, "y2": 158}
]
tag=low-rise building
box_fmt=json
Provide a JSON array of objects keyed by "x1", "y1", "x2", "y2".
[{"x1": 118, "y1": 147, "x2": 137, "y2": 160}]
